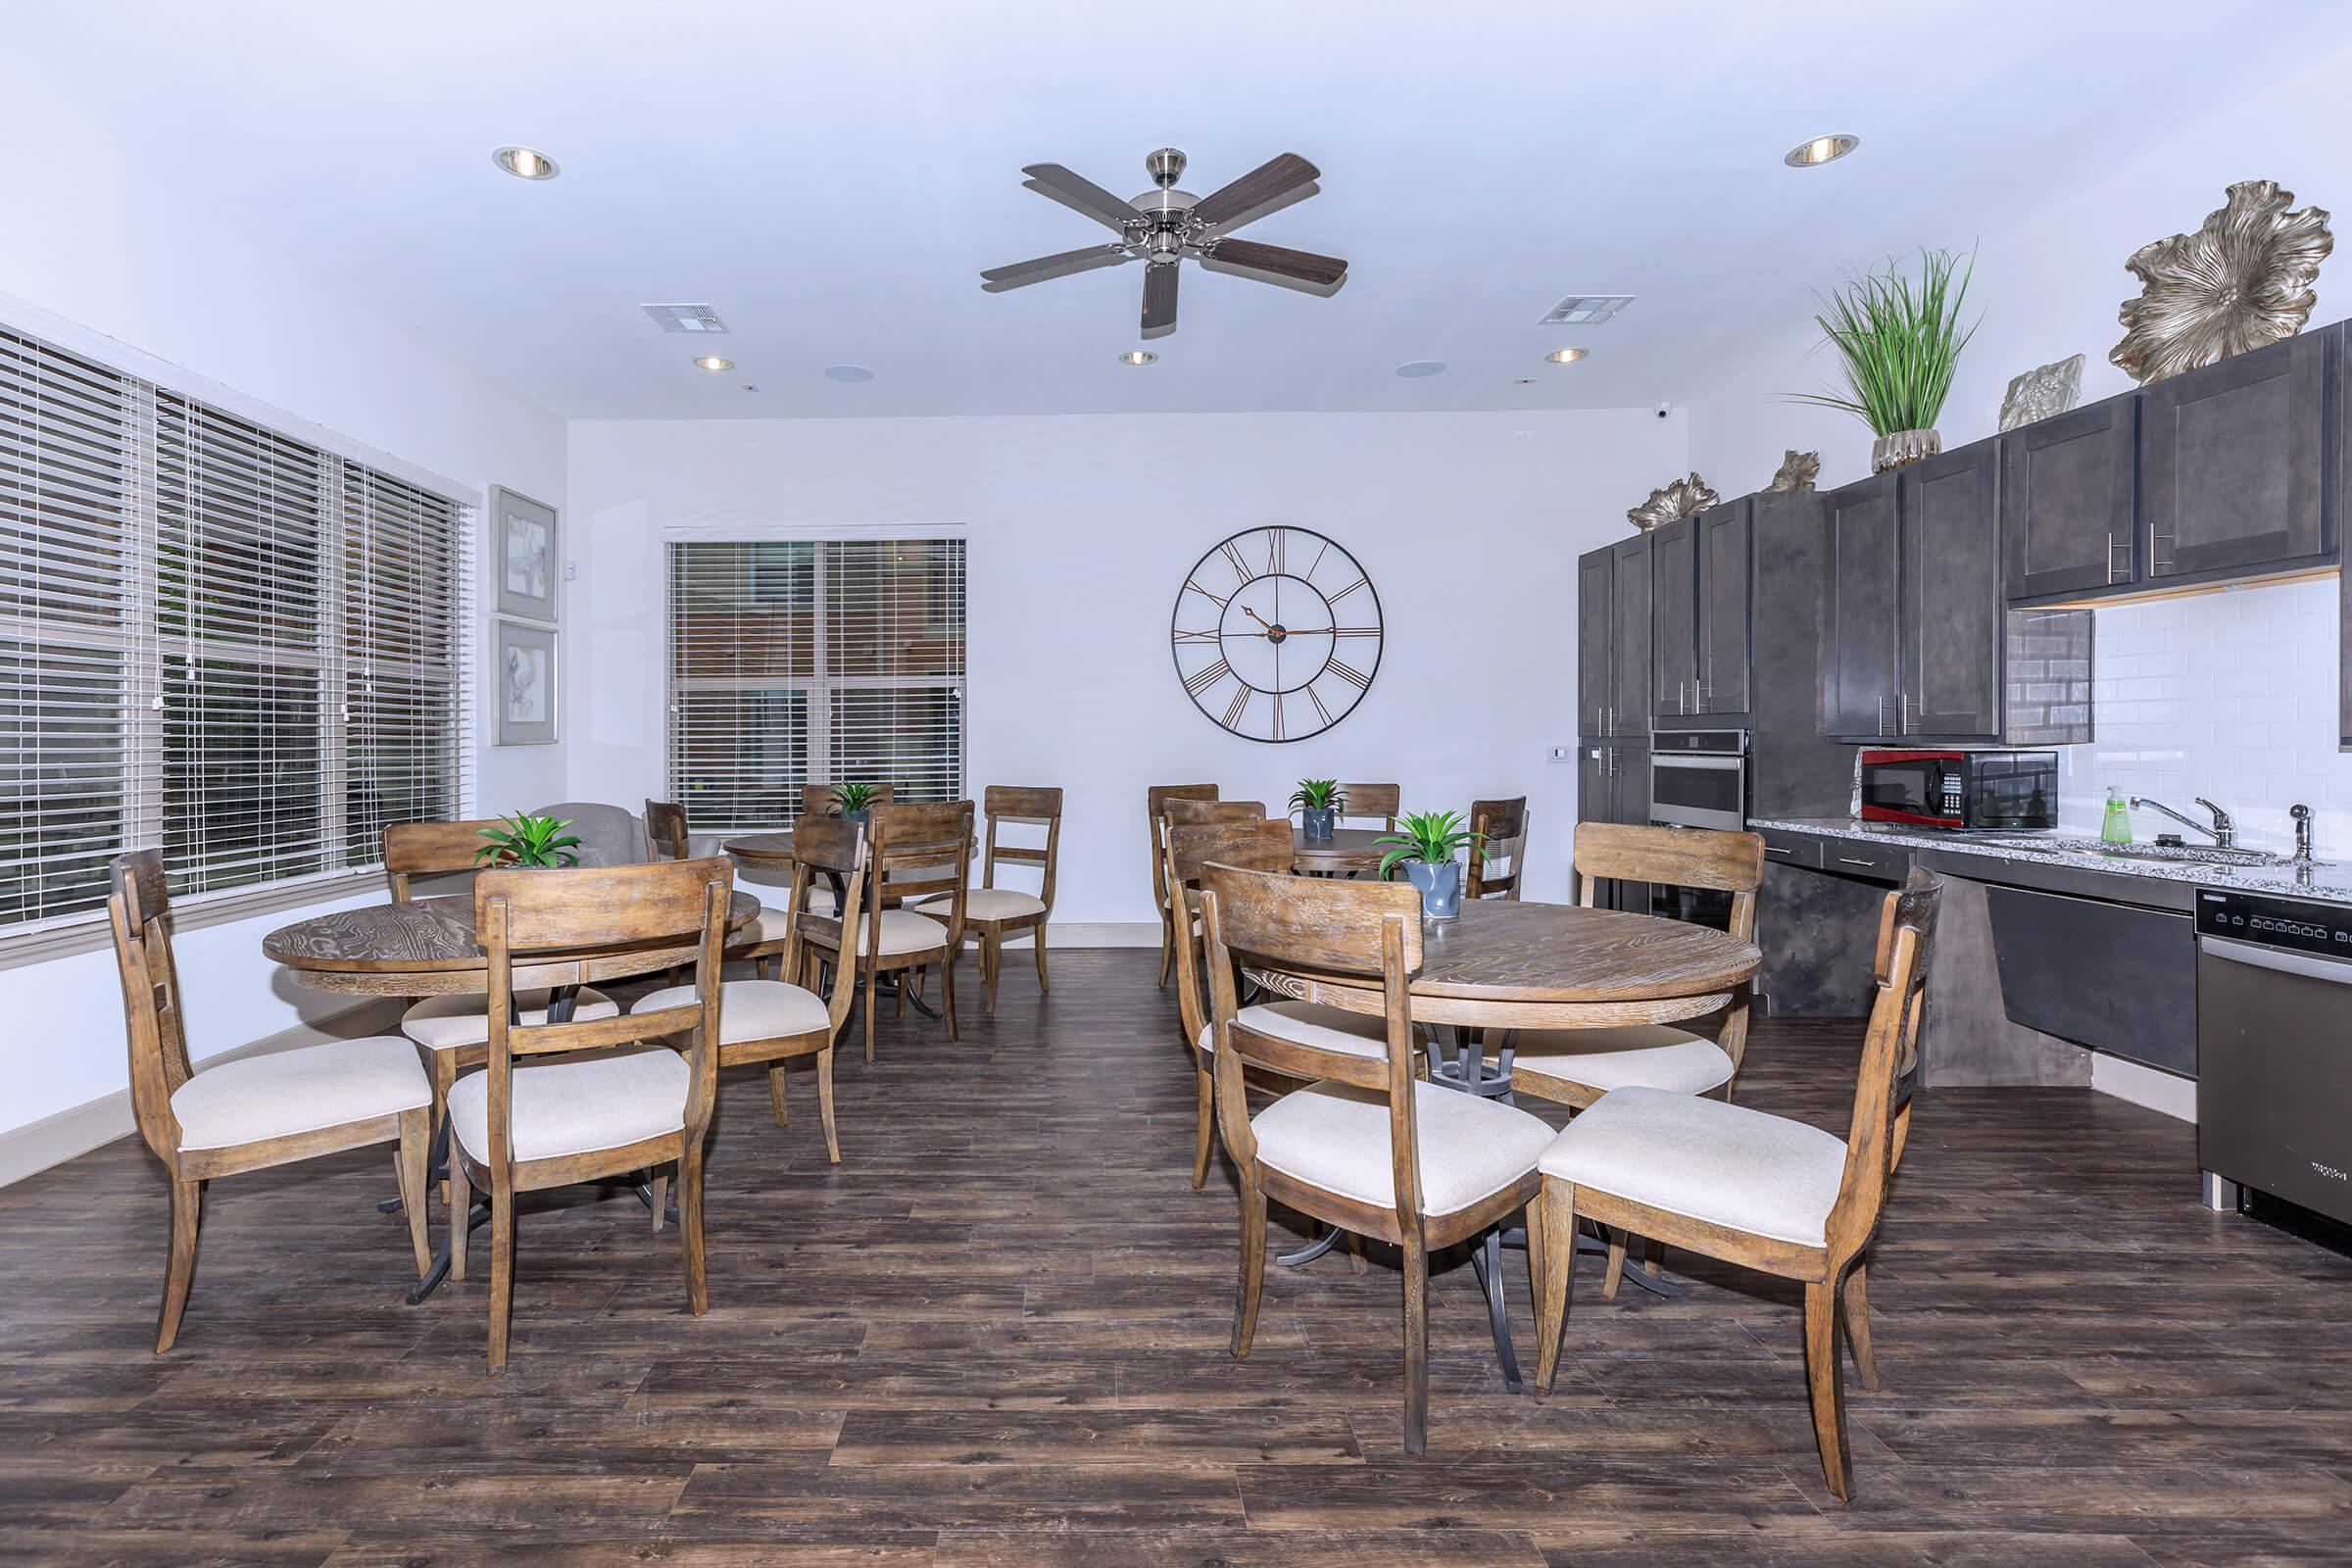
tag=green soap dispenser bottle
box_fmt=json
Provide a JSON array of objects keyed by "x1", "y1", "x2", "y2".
[{"x1": 2101, "y1": 786, "x2": 2132, "y2": 846}]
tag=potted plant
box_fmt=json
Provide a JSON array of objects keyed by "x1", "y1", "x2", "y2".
[
  {"x1": 1376, "y1": 809, "x2": 1483, "y2": 920},
  {"x1": 472, "y1": 811, "x2": 583, "y2": 869},
  {"x1": 1794, "y1": 246, "x2": 1979, "y2": 473},
  {"x1": 1289, "y1": 778, "x2": 1347, "y2": 844},
  {"x1": 831, "y1": 782, "x2": 882, "y2": 824}
]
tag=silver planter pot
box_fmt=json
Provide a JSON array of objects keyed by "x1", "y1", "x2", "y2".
[
  {"x1": 1299, "y1": 807, "x2": 1336, "y2": 844},
  {"x1": 1870, "y1": 426, "x2": 1942, "y2": 473},
  {"x1": 1400, "y1": 858, "x2": 1463, "y2": 920}
]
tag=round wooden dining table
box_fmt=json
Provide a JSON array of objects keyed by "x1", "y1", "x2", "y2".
[
  {"x1": 1290, "y1": 825, "x2": 1389, "y2": 876},
  {"x1": 723, "y1": 832, "x2": 797, "y2": 872}
]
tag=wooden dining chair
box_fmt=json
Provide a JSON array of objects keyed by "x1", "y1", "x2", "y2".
[
  {"x1": 383, "y1": 817, "x2": 505, "y2": 903},
  {"x1": 1164, "y1": 797, "x2": 1267, "y2": 828},
  {"x1": 646, "y1": 797, "x2": 796, "y2": 977},
  {"x1": 1466, "y1": 797, "x2": 1529, "y2": 901},
  {"x1": 1147, "y1": 783, "x2": 1219, "y2": 986},
  {"x1": 107, "y1": 851, "x2": 434, "y2": 1352},
  {"x1": 631, "y1": 816, "x2": 867, "y2": 1161},
  {"x1": 447, "y1": 857, "x2": 733, "y2": 1371},
  {"x1": 1335, "y1": 783, "x2": 1401, "y2": 832},
  {"x1": 1200, "y1": 862, "x2": 1555, "y2": 1455},
  {"x1": 1163, "y1": 816, "x2": 1396, "y2": 1190},
  {"x1": 1534, "y1": 868, "x2": 1943, "y2": 1501},
  {"x1": 799, "y1": 800, "x2": 971, "y2": 1062},
  {"x1": 912, "y1": 786, "x2": 1060, "y2": 1011}
]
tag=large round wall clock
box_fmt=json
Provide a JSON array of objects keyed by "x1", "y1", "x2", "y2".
[{"x1": 1170, "y1": 526, "x2": 1383, "y2": 743}]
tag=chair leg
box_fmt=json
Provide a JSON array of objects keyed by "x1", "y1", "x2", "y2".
[
  {"x1": 1536, "y1": 1182, "x2": 1578, "y2": 1395},
  {"x1": 486, "y1": 1190, "x2": 515, "y2": 1373},
  {"x1": 395, "y1": 1107, "x2": 431, "y2": 1277},
  {"x1": 816, "y1": 1047, "x2": 841, "y2": 1163},
  {"x1": 680, "y1": 1143, "x2": 710, "y2": 1317},
  {"x1": 895, "y1": 966, "x2": 908, "y2": 1018},
  {"x1": 430, "y1": 1054, "x2": 457, "y2": 1208},
  {"x1": 1191, "y1": 1062, "x2": 1215, "y2": 1190},
  {"x1": 768, "y1": 1063, "x2": 790, "y2": 1128},
  {"x1": 1346, "y1": 1229, "x2": 1368, "y2": 1277},
  {"x1": 1602, "y1": 1228, "x2": 1630, "y2": 1300},
  {"x1": 650, "y1": 1169, "x2": 668, "y2": 1236},
  {"x1": 1401, "y1": 1235, "x2": 1430, "y2": 1456},
  {"x1": 1157, "y1": 907, "x2": 1174, "y2": 987},
  {"x1": 1232, "y1": 1175, "x2": 1266, "y2": 1358},
  {"x1": 1033, "y1": 925, "x2": 1050, "y2": 994},
  {"x1": 1641, "y1": 1234, "x2": 1665, "y2": 1278},
  {"x1": 940, "y1": 950, "x2": 959, "y2": 1043},
  {"x1": 156, "y1": 1177, "x2": 202, "y2": 1353},
  {"x1": 862, "y1": 961, "x2": 879, "y2": 1063},
  {"x1": 1803, "y1": 1277, "x2": 1854, "y2": 1501},
  {"x1": 1843, "y1": 1260, "x2": 1881, "y2": 1393},
  {"x1": 1523, "y1": 1191, "x2": 1547, "y2": 1325},
  {"x1": 983, "y1": 932, "x2": 1002, "y2": 1012},
  {"x1": 448, "y1": 1158, "x2": 471, "y2": 1283}
]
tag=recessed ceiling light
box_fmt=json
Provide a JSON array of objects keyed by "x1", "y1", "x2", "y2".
[
  {"x1": 1784, "y1": 133, "x2": 1859, "y2": 169},
  {"x1": 492, "y1": 145, "x2": 560, "y2": 180},
  {"x1": 1394, "y1": 360, "x2": 1446, "y2": 378},
  {"x1": 1545, "y1": 347, "x2": 1589, "y2": 365},
  {"x1": 1117, "y1": 349, "x2": 1156, "y2": 367},
  {"x1": 824, "y1": 365, "x2": 875, "y2": 383},
  {"x1": 693, "y1": 355, "x2": 733, "y2": 372}
]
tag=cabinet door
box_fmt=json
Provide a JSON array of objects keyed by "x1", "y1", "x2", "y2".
[
  {"x1": 1608, "y1": 534, "x2": 1651, "y2": 737},
  {"x1": 2342, "y1": 520, "x2": 2351, "y2": 750},
  {"x1": 2002, "y1": 394, "x2": 2137, "y2": 600},
  {"x1": 1821, "y1": 471, "x2": 1900, "y2": 738},
  {"x1": 1900, "y1": 438, "x2": 2003, "y2": 740},
  {"x1": 1697, "y1": 498, "x2": 1754, "y2": 720},
  {"x1": 2141, "y1": 329, "x2": 2333, "y2": 581},
  {"x1": 1648, "y1": 517, "x2": 1699, "y2": 721},
  {"x1": 1576, "y1": 546, "x2": 1613, "y2": 737},
  {"x1": 1608, "y1": 744, "x2": 1653, "y2": 913}
]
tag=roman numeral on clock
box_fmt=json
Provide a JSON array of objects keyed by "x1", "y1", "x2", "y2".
[
  {"x1": 1184, "y1": 659, "x2": 1233, "y2": 698},
  {"x1": 1184, "y1": 578, "x2": 1229, "y2": 609},
  {"x1": 1172, "y1": 627, "x2": 1220, "y2": 645},
  {"x1": 1326, "y1": 658, "x2": 1371, "y2": 691},
  {"x1": 1220, "y1": 540, "x2": 1253, "y2": 583},
  {"x1": 1222, "y1": 684, "x2": 1251, "y2": 729}
]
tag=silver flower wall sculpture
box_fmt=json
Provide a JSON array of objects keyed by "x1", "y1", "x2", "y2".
[
  {"x1": 1627, "y1": 473, "x2": 1720, "y2": 532},
  {"x1": 2111, "y1": 180, "x2": 2332, "y2": 384},
  {"x1": 1767, "y1": 450, "x2": 1820, "y2": 493}
]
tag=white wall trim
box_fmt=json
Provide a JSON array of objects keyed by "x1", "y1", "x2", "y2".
[
  {"x1": 657, "y1": 519, "x2": 967, "y2": 542},
  {"x1": 2090, "y1": 1052, "x2": 2198, "y2": 1123},
  {"x1": 0, "y1": 1000, "x2": 402, "y2": 1190}
]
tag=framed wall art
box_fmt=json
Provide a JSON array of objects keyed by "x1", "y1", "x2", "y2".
[
  {"x1": 495, "y1": 618, "x2": 559, "y2": 746},
  {"x1": 492, "y1": 486, "x2": 560, "y2": 622}
]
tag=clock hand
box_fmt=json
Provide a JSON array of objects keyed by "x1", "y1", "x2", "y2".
[{"x1": 1241, "y1": 605, "x2": 1275, "y2": 631}]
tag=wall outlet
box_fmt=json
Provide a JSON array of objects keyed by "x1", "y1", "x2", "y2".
[
  {"x1": 564, "y1": 561, "x2": 578, "y2": 581},
  {"x1": 1547, "y1": 744, "x2": 1575, "y2": 763}
]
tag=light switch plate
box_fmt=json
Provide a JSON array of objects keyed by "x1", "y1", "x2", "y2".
[{"x1": 1547, "y1": 744, "x2": 1575, "y2": 763}]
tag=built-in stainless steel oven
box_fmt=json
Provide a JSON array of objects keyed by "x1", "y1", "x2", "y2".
[{"x1": 1649, "y1": 729, "x2": 1747, "y2": 932}]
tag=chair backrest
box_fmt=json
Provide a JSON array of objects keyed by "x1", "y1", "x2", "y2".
[
  {"x1": 473, "y1": 858, "x2": 734, "y2": 1171},
  {"x1": 1335, "y1": 783, "x2": 1401, "y2": 830},
  {"x1": 1200, "y1": 863, "x2": 1426, "y2": 1222},
  {"x1": 529, "y1": 803, "x2": 648, "y2": 868},
  {"x1": 1465, "y1": 797, "x2": 1529, "y2": 902},
  {"x1": 867, "y1": 800, "x2": 973, "y2": 940},
  {"x1": 1147, "y1": 783, "x2": 1220, "y2": 910},
  {"x1": 803, "y1": 782, "x2": 896, "y2": 816},
  {"x1": 1824, "y1": 867, "x2": 1944, "y2": 1259},
  {"x1": 1572, "y1": 822, "x2": 1765, "y2": 942},
  {"x1": 643, "y1": 799, "x2": 691, "y2": 861},
  {"x1": 383, "y1": 818, "x2": 508, "y2": 902},
  {"x1": 980, "y1": 785, "x2": 1062, "y2": 907},
  {"x1": 1161, "y1": 817, "x2": 1296, "y2": 1056},
  {"x1": 1164, "y1": 797, "x2": 1266, "y2": 828},
  {"x1": 779, "y1": 813, "x2": 870, "y2": 1039},
  {"x1": 108, "y1": 850, "x2": 190, "y2": 1162}
]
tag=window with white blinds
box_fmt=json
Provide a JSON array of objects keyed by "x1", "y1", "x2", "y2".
[
  {"x1": 0, "y1": 323, "x2": 468, "y2": 938},
  {"x1": 668, "y1": 538, "x2": 965, "y2": 830}
]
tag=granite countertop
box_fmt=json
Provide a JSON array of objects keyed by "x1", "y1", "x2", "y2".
[{"x1": 1748, "y1": 815, "x2": 2352, "y2": 906}]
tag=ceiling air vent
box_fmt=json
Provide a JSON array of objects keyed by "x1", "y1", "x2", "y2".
[
  {"x1": 641, "y1": 303, "x2": 730, "y2": 334},
  {"x1": 1539, "y1": 294, "x2": 1635, "y2": 326}
]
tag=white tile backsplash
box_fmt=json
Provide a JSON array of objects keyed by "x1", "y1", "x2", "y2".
[{"x1": 2055, "y1": 578, "x2": 2350, "y2": 855}]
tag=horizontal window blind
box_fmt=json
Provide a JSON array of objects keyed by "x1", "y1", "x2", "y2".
[
  {"x1": 0, "y1": 321, "x2": 469, "y2": 936},
  {"x1": 668, "y1": 537, "x2": 964, "y2": 831}
]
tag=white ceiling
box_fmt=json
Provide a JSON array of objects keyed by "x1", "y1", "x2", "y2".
[{"x1": 19, "y1": 1, "x2": 2348, "y2": 420}]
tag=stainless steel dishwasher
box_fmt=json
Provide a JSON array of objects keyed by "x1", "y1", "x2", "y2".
[{"x1": 2196, "y1": 887, "x2": 2352, "y2": 1226}]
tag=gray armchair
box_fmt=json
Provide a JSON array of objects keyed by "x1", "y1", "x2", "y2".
[{"x1": 530, "y1": 802, "x2": 649, "y2": 868}]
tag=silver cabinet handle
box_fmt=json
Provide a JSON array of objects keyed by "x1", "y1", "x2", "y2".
[
  {"x1": 1837, "y1": 855, "x2": 1878, "y2": 868},
  {"x1": 2106, "y1": 531, "x2": 2129, "y2": 583},
  {"x1": 1764, "y1": 844, "x2": 1796, "y2": 858},
  {"x1": 1900, "y1": 692, "x2": 1912, "y2": 734},
  {"x1": 2151, "y1": 529, "x2": 2176, "y2": 575}
]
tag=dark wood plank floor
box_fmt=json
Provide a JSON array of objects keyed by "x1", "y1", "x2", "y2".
[{"x1": 5, "y1": 949, "x2": 2351, "y2": 1566}]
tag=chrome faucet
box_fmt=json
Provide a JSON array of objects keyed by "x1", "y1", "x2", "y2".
[
  {"x1": 2131, "y1": 795, "x2": 2235, "y2": 849},
  {"x1": 2291, "y1": 804, "x2": 2315, "y2": 863}
]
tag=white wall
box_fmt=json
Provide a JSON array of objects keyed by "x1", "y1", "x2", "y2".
[
  {"x1": 0, "y1": 95, "x2": 569, "y2": 1143},
  {"x1": 1684, "y1": 40, "x2": 2352, "y2": 855},
  {"x1": 567, "y1": 410, "x2": 1688, "y2": 925}
]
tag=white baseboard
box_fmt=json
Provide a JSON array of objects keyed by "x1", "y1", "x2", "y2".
[
  {"x1": 2090, "y1": 1052, "x2": 2198, "y2": 1123},
  {"x1": 0, "y1": 1001, "x2": 402, "y2": 1190}
]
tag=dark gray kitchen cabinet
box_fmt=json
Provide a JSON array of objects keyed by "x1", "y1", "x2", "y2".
[
  {"x1": 1648, "y1": 516, "x2": 1699, "y2": 721},
  {"x1": 1576, "y1": 546, "x2": 1613, "y2": 737},
  {"x1": 1575, "y1": 740, "x2": 1650, "y2": 910},
  {"x1": 2001, "y1": 392, "x2": 2138, "y2": 601},
  {"x1": 2342, "y1": 521, "x2": 2351, "y2": 750},
  {"x1": 1608, "y1": 534, "x2": 1651, "y2": 738},
  {"x1": 1899, "y1": 437, "x2": 2003, "y2": 740},
  {"x1": 1984, "y1": 887, "x2": 2197, "y2": 1077},
  {"x1": 2140, "y1": 327, "x2": 2336, "y2": 584},
  {"x1": 1696, "y1": 497, "x2": 1754, "y2": 723},
  {"x1": 1820, "y1": 470, "x2": 1901, "y2": 739}
]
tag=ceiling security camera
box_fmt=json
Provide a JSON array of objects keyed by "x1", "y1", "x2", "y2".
[{"x1": 1654, "y1": 401, "x2": 1673, "y2": 419}]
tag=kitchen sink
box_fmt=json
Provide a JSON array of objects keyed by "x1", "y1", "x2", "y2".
[{"x1": 2094, "y1": 844, "x2": 2288, "y2": 868}]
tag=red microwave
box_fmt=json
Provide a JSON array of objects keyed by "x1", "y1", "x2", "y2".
[{"x1": 1858, "y1": 749, "x2": 2058, "y2": 831}]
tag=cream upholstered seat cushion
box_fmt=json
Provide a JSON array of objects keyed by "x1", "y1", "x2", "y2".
[
  {"x1": 1251, "y1": 1080, "x2": 1552, "y2": 1218},
  {"x1": 916, "y1": 887, "x2": 1044, "y2": 922},
  {"x1": 632, "y1": 978, "x2": 828, "y2": 1045},
  {"x1": 1511, "y1": 1024, "x2": 1736, "y2": 1097},
  {"x1": 1196, "y1": 1001, "x2": 1397, "y2": 1062},
  {"x1": 448, "y1": 1047, "x2": 690, "y2": 1165},
  {"x1": 171, "y1": 1036, "x2": 430, "y2": 1152},
  {"x1": 401, "y1": 988, "x2": 618, "y2": 1053},
  {"x1": 734, "y1": 906, "x2": 794, "y2": 947},
  {"x1": 1539, "y1": 1086, "x2": 1847, "y2": 1248},
  {"x1": 833, "y1": 907, "x2": 950, "y2": 956}
]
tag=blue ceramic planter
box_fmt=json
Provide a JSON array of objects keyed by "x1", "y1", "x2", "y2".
[
  {"x1": 1401, "y1": 858, "x2": 1462, "y2": 919},
  {"x1": 1300, "y1": 807, "x2": 1336, "y2": 843}
]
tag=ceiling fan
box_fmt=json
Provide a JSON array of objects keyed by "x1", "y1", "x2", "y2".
[{"x1": 980, "y1": 148, "x2": 1348, "y2": 339}]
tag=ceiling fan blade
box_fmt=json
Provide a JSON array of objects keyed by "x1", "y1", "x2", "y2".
[
  {"x1": 1203, "y1": 237, "x2": 1348, "y2": 289},
  {"x1": 1020, "y1": 164, "x2": 1144, "y2": 233},
  {"x1": 1141, "y1": 263, "x2": 1179, "y2": 337},
  {"x1": 1188, "y1": 153, "x2": 1320, "y2": 230},
  {"x1": 980, "y1": 245, "x2": 1133, "y2": 292}
]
